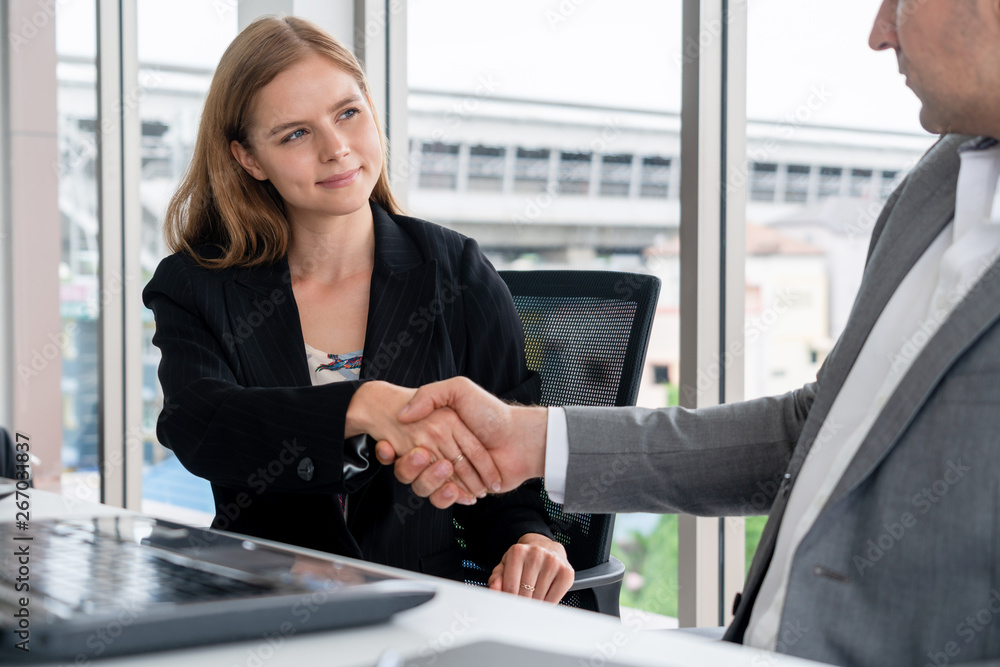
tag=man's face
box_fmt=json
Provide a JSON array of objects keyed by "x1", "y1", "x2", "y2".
[{"x1": 869, "y1": 0, "x2": 998, "y2": 135}]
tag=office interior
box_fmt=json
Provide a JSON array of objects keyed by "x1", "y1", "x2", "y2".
[{"x1": 0, "y1": 0, "x2": 935, "y2": 642}]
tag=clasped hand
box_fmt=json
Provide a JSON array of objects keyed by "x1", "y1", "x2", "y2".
[
  {"x1": 345, "y1": 380, "x2": 504, "y2": 503},
  {"x1": 347, "y1": 379, "x2": 569, "y2": 603}
]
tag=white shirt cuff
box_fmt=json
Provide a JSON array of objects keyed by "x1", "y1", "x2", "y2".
[{"x1": 544, "y1": 407, "x2": 569, "y2": 504}]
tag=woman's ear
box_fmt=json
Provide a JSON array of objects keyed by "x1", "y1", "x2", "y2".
[{"x1": 230, "y1": 139, "x2": 268, "y2": 181}]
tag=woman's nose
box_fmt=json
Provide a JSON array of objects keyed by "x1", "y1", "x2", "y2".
[{"x1": 318, "y1": 127, "x2": 349, "y2": 161}]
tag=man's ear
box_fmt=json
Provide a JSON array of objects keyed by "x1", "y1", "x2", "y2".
[{"x1": 230, "y1": 139, "x2": 268, "y2": 181}]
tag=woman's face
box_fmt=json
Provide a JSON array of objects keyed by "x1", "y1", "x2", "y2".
[{"x1": 231, "y1": 53, "x2": 383, "y2": 227}]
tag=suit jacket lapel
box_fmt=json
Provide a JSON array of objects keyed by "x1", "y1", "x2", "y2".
[
  {"x1": 361, "y1": 205, "x2": 439, "y2": 387},
  {"x1": 221, "y1": 204, "x2": 439, "y2": 389},
  {"x1": 784, "y1": 135, "x2": 968, "y2": 481},
  {"x1": 225, "y1": 258, "x2": 312, "y2": 388},
  {"x1": 826, "y1": 251, "x2": 1000, "y2": 509}
]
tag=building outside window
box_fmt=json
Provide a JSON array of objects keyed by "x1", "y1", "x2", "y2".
[
  {"x1": 513, "y1": 147, "x2": 551, "y2": 193},
  {"x1": 784, "y1": 164, "x2": 811, "y2": 203},
  {"x1": 639, "y1": 156, "x2": 672, "y2": 198},
  {"x1": 849, "y1": 168, "x2": 874, "y2": 197},
  {"x1": 557, "y1": 151, "x2": 592, "y2": 195},
  {"x1": 818, "y1": 166, "x2": 844, "y2": 198},
  {"x1": 467, "y1": 145, "x2": 506, "y2": 192},
  {"x1": 599, "y1": 154, "x2": 633, "y2": 197},
  {"x1": 418, "y1": 142, "x2": 460, "y2": 190},
  {"x1": 750, "y1": 162, "x2": 778, "y2": 202}
]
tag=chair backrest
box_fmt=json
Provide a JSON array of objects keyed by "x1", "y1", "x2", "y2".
[{"x1": 498, "y1": 270, "x2": 660, "y2": 595}]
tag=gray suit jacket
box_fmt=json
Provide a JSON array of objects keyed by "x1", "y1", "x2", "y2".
[{"x1": 562, "y1": 134, "x2": 1000, "y2": 666}]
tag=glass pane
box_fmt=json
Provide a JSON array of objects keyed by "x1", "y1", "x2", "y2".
[
  {"x1": 137, "y1": 0, "x2": 238, "y2": 524},
  {"x1": 56, "y1": 0, "x2": 100, "y2": 503},
  {"x1": 409, "y1": 0, "x2": 682, "y2": 627},
  {"x1": 743, "y1": 0, "x2": 936, "y2": 564}
]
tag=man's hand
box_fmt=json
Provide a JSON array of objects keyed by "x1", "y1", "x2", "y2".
[
  {"x1": 374, "y1": 377, "x2": 548, "y2": 508},
  {"x1": 489, "y1": 533, "x2": 574, "y2": 603},
  {"x1": 345, "y1": 381, "x2": 501, "y2": 503}
]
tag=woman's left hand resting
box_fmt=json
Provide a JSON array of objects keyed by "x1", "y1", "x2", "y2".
[
  {"x1": 345, "y1": 381, "x2": 501, "y2": 502},
  {"x1": 489, "y1": 533, "x2": 574, "y2": 603}
]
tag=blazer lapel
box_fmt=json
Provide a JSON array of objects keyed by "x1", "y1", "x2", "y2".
[
  {"x1": 224, "y1": 258, "x2": 312, "y2": 388},
  {"x1": 784, "y1": 134, "x2": 968, "y2": 480},
  {"x1": 826, "y1": 252, "x2": 1000, "y2": 508},
  {"x1": 360, "y1": 205, "x2": 440, "y2": 387}
]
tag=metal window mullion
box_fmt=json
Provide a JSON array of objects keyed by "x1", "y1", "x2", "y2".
[
  {"x1": 722, "y1": 0, "x2": 748, "y2": 627},
  {"x1": 678, "y1": 0, "x2": 747, "y2": 629},
  {"x1": 121, "y1": 0, "x2": 142, "y2": 510},
  {"x1": 0, "y1": 6, "x2": 10, "y2": 431},
  {"x1": 96, "y1": 0, "x2": 125, "y2": 507},
  {"x1": 355, "y1": 0, "x2": 408, "y2": 206}
]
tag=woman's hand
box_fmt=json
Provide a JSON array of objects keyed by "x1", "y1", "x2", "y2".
[
  {"x1": 488, "y1": 533, "x2": 575, "y2": 604},
  {"x1": 345, "y1": 381, "x2": 500, "y2": 502}
]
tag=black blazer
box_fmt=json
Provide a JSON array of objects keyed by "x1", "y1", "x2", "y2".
[{"x1": 142, "y1": 203, "x2": 553, "y2": 580}]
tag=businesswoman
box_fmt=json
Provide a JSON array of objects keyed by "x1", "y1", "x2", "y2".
[{"x1": 142, "y1": 16, "x2": 573, "y2": 602}]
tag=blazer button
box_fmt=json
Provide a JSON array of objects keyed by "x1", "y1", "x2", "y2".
[
  {"x1": 781, "y1": 473, "x2": 792, "y2": 496},
  {"x1": 297, "y1": 457, "x2": 315, "y2": 481}
]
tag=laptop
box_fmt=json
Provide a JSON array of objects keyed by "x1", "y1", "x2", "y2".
[{"x1": 0, "y1": 514, "x2": 435, "y2": 660}]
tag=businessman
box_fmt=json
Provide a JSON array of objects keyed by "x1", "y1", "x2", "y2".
[{"x1": 375, "y1": 1, "x2": 1000, "y2": 666}]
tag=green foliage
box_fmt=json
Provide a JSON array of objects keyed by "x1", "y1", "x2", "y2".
[
  {"x1": 745, "y1": 515, "x2": 767, "y2": 572},
  {"x1": 611, "y1": 514, "x2": 770, "y2": 619},
  {"x1": 611, "y1": 514, "x2": 679, "y2": 617}
]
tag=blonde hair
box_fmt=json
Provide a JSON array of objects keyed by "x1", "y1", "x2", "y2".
[{"x1": 163, "y1": 16, "x2": 401, "y2": 269}]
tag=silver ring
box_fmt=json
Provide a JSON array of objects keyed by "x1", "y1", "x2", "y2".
[
  {"x1": 520, "y1": 583, "x2": 535, "y2": 592},
  {"x1": 452, "y1": 453, "x2": 465, "y2": 465}
]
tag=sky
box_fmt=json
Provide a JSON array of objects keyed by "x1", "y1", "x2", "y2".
[{"x1": 55, "y1": 0, "x2": 927, "y2": 136}]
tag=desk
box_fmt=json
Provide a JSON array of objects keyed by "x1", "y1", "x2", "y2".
[{"x1": 1, "y1": 490, "x2": 828, "y2": 667}]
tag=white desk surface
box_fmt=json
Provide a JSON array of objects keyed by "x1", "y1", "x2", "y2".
[{"x1": 0, "y1": 489, "x2": 830, "y2": 667}]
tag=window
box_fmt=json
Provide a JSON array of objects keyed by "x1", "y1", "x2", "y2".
[
  {"x1": 137, "y1": 0, "x2": 238, "y2": 523},
  {"x1": 640, "y1": 156, "x2": 672, "y2": 198},
  {"x1": 418, "y1": 142, "x2": 460, "y2": 190},
  {"x1": 818, "y1": 166, "x2": 844, "y2": 198},
  {"x1": 599, "y1": 154, "x2": 633, "y2": 197},
  {"x1": 746, "y1": 0, "x2": 935, "y2": 592},
  {"x1": 784, "y1": 164, "x2": 811, "y2": 203},
  {"x1": 557, "y1": 151, "x2": 593, "y2": 195},
  {"x1": 850, "y1": 168, "x2": 874, "y2": 197},
  {"x1": 513, "y1": 147, "x2": 551, "y2": 193},
  {"x1": 408, "y1": 0, "x2": 683, "y2": 626},
  {"x1": 880, "y1": 170, "x2": 900, "y2": 199},
  {"x1": 750, "y1": 162, "x2": 778, "y2": 202},
  {"x1": 467, "y1": 145, "x2": 506, "y2": 192}
]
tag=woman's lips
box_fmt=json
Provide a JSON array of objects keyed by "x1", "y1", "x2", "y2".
[{"x1": 317, "y1": 168, "x2": 361, "y2": 188}]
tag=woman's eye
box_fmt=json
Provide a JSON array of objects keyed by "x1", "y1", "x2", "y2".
[
  {"x1": 283, "y1": 129, "x2": 306, "y2": 143},
  {"x1": 340, "y1": 107, "x2": 360, "y2": 120}
]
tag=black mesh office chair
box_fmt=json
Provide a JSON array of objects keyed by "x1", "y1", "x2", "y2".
[{"x1": 460, "y1": 270, "x2": 660, "y2": 616}]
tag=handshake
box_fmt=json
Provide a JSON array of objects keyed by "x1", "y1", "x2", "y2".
[{"x1": 345, "y1": 377, "x2": 549, "y2": 507}]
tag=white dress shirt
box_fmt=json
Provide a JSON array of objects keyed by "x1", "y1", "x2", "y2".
[{"x1": 542, "y1": 139, "x2": 1000, "y2": 644}]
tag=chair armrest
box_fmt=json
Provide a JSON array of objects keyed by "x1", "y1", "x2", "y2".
[{"x1": 568, "y1": 556, "x2": 625, "y2": 592}]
